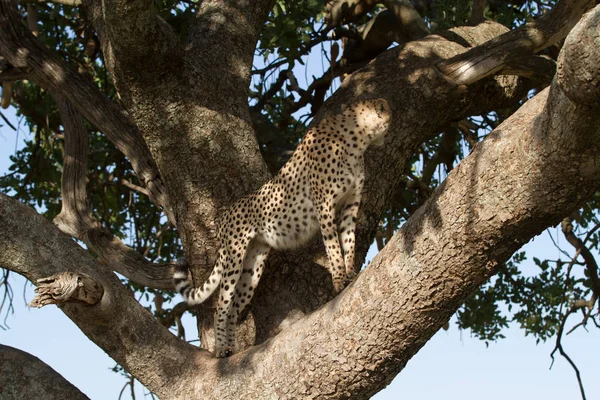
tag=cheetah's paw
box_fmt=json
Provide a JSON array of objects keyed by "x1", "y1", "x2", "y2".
[
  {"x1": 343, "y1": 269, "x2": 358, "y2": 287},
  {"x1": 215, "y1": 347, "x2": 233, "y2": 358}
]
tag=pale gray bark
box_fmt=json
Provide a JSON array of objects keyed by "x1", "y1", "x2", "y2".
[{"x1": 0, "y1": 193, "x2": 200, "y2": 398}]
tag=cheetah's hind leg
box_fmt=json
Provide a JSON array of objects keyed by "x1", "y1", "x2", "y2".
[
  {"x1": 214, "y1": 232, "x2": 255, "y2": 358},
  {"x1": 229, "y1": 239, "x2": 271, "y2": 336}
]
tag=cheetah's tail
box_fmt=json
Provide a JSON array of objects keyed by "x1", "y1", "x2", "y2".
[{"x1": 173, "y1": 257, "x2": 223, "y2": 306}]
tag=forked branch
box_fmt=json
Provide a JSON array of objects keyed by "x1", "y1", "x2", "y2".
[
  {"x1": 53, "y1": 94, "x2": 175, "y2": 290},
  {"x1": 550, "y1": 303, "x2": 588, "y2": 400},
  {"x1": 547, "y1": 217, "x2": 600, "y2": 400}
]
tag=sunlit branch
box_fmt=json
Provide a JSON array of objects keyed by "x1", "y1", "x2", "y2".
[{"x1": 439, "y1": 0, "x2": 594, "y2": 85}]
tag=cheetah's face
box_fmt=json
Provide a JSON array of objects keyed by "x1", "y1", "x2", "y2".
[{"x1": 355, "y1": 99, "x2": 391, "y2": 145}]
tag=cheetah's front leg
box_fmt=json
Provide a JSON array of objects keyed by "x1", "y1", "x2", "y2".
[
  {"x1": 214, "y1": 236, "x2": 248, "y2": 358},
  {"x1": 338, "y1": 177, "x2": 364, "y2": 284},
  {"x1": 316, "y1": 198, "x2": 346, "y2": 294}
]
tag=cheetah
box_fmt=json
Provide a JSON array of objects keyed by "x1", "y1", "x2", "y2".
[{"x1": 174, "y1": 99, "x2": 392, "y2": 357}]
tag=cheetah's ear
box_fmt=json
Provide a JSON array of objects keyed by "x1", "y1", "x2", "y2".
[{"x1": 375, "y1": 99, "x2": 390, "y2": 114}]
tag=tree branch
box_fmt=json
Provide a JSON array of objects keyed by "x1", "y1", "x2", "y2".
[
  {"x1": 52, "y1": 94, "x2": 175, "y2": 290},
  {"x1": 500, "y1": 55, "x2": 556, "y2": 85},
  {"x1": 0, "y1": 193, "x2": 199, "y2": 398},
  {"x1": 52, "y1": 93, "x2": 97, "y2": 237},
  {"x1": 561, "y1": 217, "x2": 600, "y2": 313},
  {"x1": 439, "y1": 0, "x2": 594, "y2": 85},
  {"x1": 0, "y1": 344, "x2": 89, "y2": 400},
  {"x1": 550, "y1": 303, "x2": 588, "y2": 400},
  {"x1": 0, "y1": 0, "x2": 174, "y2": 223},
  {"x1": 469, "y1": 0, "x2": 486, "y2": 26},
  {"x1": 175, "y1": 6, "x2": 600, "y2": 397}
]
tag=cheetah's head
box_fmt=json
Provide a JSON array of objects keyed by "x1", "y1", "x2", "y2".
[{"x1": 353, "y1": 99, "x2": 391, "y2": 146}]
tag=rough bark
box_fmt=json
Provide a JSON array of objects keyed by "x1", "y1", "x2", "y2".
[
  {"x1": 29, "y1": 272, "x2": 104, "y2": 308},
  {"x1": 0, "y1": 344, "x2": 89, "y2": 400},
  {"x1": 81, "y1": 0, "x2": 276, "y2": 273}
]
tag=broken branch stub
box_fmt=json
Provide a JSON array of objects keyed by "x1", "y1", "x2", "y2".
[{"x1": 29, "y1": 272, "x2": 103, "y2": 308}]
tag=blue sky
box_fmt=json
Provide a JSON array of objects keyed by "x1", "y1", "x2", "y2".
[{"x1": 1, "y1": 105, "x2": 599, "y2": 400}]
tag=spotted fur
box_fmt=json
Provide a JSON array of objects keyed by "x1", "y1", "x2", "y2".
[{"x1": 174, "y1": 99, "x2": 392, "y2": 357}]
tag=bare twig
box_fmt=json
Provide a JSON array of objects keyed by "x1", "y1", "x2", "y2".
[
  {"x1": 252, "y1": 35, "x2": 330, "y2": 76},
  {"x1": 546, "y1": 227, "x2": 573, "y2": 259},
  {"x1": 562, "y1": 218, "x2": 600, "y2": 311},
  {"x1": 547, "y1": 217, "x2": 600, "y2": 400},
  {"x1": 550, "y1": 304, "x2": 588, "y2": 400},
  {"x1": 0, "y1": 269, "x2": 15, "y2": 330},
  {"x1": 118, "y1": 178, "x2": 151, "y2": 198},
  {"x1": 0, "y1": 110, "x2": 16, "y2": 131}
]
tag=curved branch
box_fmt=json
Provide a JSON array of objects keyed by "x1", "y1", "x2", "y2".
[
  {"x1": 0, "y1": 0, "x2": 174, "y2": 223},
  {"x1": 439, "y1": 0, "x2": 594, "y2": 85},
  {"x1": 561, "y1": 217, "x2": 600, "y2": 310},
  {"x1": 53, "y1": 94, "x2": 174, "y2": 290},
  {"x1": 0, "y1": 344, "x2": 89, "y2": 400}
]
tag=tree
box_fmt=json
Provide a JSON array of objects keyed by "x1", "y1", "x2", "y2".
[{"x1": 0, "y1": 0, "x2": 599, "y2": 398}]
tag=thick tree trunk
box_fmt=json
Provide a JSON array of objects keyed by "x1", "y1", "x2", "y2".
[
  {"x1": 79, "y1": 0, "x2": 534, "y2": 350},
  {"x1": 0, "y1": 1, "x2": 599, "y2": 399}
]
